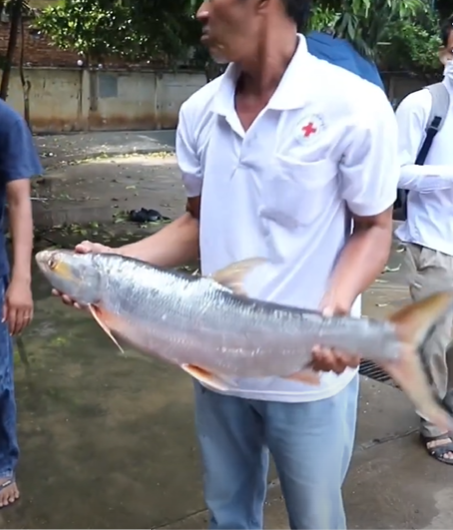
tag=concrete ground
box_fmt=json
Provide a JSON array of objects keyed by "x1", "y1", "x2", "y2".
[
  {"x1": 10, "y1": 130, "x2": 451, "y2": 529},
  {"x1": 36, "y1": 130, "x2": 176, "y2": 170},
  {"x1": 31, "y1": 154, "x2": 184, "y2": 228}
]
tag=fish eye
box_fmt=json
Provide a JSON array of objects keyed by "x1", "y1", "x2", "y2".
[{"x1": 48, "y1": 258, "x2": 57, "y2": 270}]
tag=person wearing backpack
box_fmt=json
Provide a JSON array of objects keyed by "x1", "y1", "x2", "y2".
[{"x1": 394, "y1": 15, "x2": 453, "y2": 464}]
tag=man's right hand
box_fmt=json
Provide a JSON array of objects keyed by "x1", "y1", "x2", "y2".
[{"x1": 51, "y1": 240, "x2": 116, "y2": 309}]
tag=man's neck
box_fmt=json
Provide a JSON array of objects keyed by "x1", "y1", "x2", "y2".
[{"x1": 236, "y1": 27, "x2": 298, "y2": 97}]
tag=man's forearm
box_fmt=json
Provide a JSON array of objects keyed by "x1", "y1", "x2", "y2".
[
  {"x1": 323, "y1": 215, "x2": 393, "y2": 313},
  {"x1": 118, "y1": 212, "x2": 200, "y2": 268},
  {"x1": 8, "y1": 199, "x2": 33, "y2": 283}
]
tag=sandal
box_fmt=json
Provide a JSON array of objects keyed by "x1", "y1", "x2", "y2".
[
  {"x1": 421, "y1": 433, "x2": 453, "y2": 464},
  {"x1": 0, "y1": 475, "x2": 19, "y2": 507}
]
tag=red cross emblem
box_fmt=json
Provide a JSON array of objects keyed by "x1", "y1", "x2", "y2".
[{"x1": 302, "y1": 122, "x2": 317, "y2": 137}]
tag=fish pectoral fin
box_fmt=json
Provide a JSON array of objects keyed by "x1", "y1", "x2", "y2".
[
  {"x1": 180, "y1": 364, "x2": 235, "y2": 391},
  {"x1": 88, "y1": 305, "x2": 125, "y2": 355},
  {"x1": 210, "y1": 257, "x2": 268, "y2": 296},
  {"x1": 284, "y1": 369, "x2": 321, "y2": 386}
]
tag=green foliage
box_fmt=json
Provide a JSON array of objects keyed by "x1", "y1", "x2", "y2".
[
  {"x1": 32, "y1": 0, "x2": 446, "y2": 76},
  {"x1": 381, "y1": 4, "x2": 443, "y2": 78},
  {"x1": 332, "y1": 0, "x2": 426, "y2": 60},
  {"x1": 34, "y1": 0, "x2": 200, "y2": 64},
  {"x1": 308, "y1": 5, "x2": 339, "y2": 32},
  {"x1": 310, "y1": 0, "x2": 443, "y2": 77},
  {"x1": 34, "y1": 0, "x2": 130, "y2": 59}
]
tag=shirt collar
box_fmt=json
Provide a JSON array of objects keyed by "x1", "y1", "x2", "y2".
[
  {"x1": 212, "y1": 33, "x2": 311, "y2": 116},
  {"x1": 442, "y1": 76, "x2": 453, "y2": 96}
]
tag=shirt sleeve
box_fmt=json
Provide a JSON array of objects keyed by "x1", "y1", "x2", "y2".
[
  {"x1": 175, "y1": 102, "x2": 203, "y2": 198},
  {"x1": 395, "y1": 91, "x2": 453, "y2": 192},
  {"x1": 339, "y1": 89, "x2": 399, "y2": 217},
  {"x1": 0, "y1": 117, "x2": 43, "y2": 182}
]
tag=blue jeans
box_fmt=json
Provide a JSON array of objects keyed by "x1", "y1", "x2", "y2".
[
  {"x1": 0, "y1": 276, "x2": 19, "y2": 479},
  {"x1": 194, "y1": 375, "x2": 359, "y2": 530}
]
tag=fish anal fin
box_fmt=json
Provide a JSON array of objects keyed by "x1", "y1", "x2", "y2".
[
  {"x1": 285, "y1": 369, "x2": 321, "y2": 386},
  {"x1": 181, "y1": 364, "x2": 235, "y2": 391},
  {"x1": 210, "y1": 257, "x2": 267, "y2": 296},
  {"x1": 88, "y1": 305, "x2": 125, "y2": 354}
]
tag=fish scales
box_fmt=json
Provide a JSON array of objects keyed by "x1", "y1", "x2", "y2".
[
  {"x1": 35, "y1": 248, "x2": 453, "y2": 433},
  {"x1": 88, "y1": 254, "x2": 399, "y2": 378}
]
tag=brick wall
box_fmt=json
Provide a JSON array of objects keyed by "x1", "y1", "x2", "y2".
[
  {"x1": 0, "y1": 19, "x2": 173, "y2": 68},
  {"x1": 0, "y1": 21, "x2": 82, "y2": 66}
]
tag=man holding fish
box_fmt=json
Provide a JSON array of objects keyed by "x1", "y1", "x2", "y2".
[{"x1": 46, "y1": 0, "x2": 453, "y2": 529}]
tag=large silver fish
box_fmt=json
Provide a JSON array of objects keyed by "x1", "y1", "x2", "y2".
[{"x1": 36, "y1": 248, "x2": 453, "y2": 432}]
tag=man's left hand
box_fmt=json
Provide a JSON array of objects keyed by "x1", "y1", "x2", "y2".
[
  {"x1": 2, "y1": 279, "x2": 33, "y2": 336},
  {"x1": 311, "y1": 298, "x2": 361, "y2": 374}
]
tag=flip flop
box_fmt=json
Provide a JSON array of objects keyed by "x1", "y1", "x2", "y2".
[{"x1": 0, "y1": 475, "x2": 19, "y2": 507}]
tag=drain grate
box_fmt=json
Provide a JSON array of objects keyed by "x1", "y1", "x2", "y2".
[{"x1": 359, "y1": 360, "x2": 398, "y2": 388}]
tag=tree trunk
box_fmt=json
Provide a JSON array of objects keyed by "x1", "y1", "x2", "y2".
[
  {"x1": 0, "y1": 0, "x2": 22, "y2": 100},
  {"x1": 19, "y1": 15, "x2": 31, "y2": 129}
]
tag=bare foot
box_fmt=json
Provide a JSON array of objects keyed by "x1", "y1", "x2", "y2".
[{"x1": 0, "y1": 478, "x2": 19, "y2": 507}]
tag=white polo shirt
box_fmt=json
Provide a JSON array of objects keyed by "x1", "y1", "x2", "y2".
[
  {"x1": 176, "y1": 34, "x2": 399, "y2": 403},
  {"x1": 394, "y1": 78, "x2": 453, "y2": 256}
]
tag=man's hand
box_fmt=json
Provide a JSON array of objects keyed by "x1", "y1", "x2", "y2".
[
  {"x1": 52, "y1": 240, "x2": 115, "y2": 309},
  {"x1": 311, "y1": 299, "x2": 361, "y2": 374},
  {"x1": 3, "y1": 278, "x2": 33, "y2": 336}
]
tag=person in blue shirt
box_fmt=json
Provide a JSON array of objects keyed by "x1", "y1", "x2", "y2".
[{"x1": 0, "y1": 99, "x2": 42, "y2": 507}]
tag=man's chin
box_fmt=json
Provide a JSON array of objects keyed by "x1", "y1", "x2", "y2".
[
  {"x1": 207, "y1": 47, "x2": 229, "y2": 65},
  {"x1": 211, "y1": 56, "x2": 229, "y2": 65}
]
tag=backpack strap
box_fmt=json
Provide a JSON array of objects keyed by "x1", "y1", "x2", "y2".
[
  {"x1": 415, "y1": 83, "x2": 450, "y2": 165},
  {"x1": 394, "y1": 83, "x2": 450, "y2": 221}
]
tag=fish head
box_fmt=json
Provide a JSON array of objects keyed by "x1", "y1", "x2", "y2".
[{"x1": 35, "y1": 249, "x2": 102, "y2": 305}]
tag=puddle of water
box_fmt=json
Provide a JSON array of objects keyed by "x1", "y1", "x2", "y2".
[{"x1": 2, "y1": 258, "x2": 204, "y2": 529}]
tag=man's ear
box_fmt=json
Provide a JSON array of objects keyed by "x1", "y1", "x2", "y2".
[{"x1": 256, "y1": 0, "x2": 270, "y2": 11}]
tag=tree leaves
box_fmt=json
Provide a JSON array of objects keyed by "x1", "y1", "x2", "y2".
[
  {"x1": 31, "y1": 0, "x2": 445, "y2": 76},
  {"x1": 34, "y1": 0, "x2": 200, "y2": 65}
]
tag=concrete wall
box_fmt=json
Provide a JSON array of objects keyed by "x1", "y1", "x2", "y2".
[
  {"x1": 4, "y1": 67, "x2": 428, "y2": 134},
  {"x1": 5, "y1": 67, "x2": 206, "y2": 133}
]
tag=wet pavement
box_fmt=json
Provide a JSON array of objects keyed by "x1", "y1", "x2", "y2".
[
  {"x1": 4, "y1": 259, "x2": 204, "y2": 529},
  {"x1": 36, "y1": 131, "x2": 176, "y2": 170},
  {"x1": 31, "y1": 155, "x2": 184, "y2": 229},
  {"x1": 0, "y1": 242, "x2": 452, "y2": 528}
]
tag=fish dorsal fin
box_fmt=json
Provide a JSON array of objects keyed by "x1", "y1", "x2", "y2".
[{"x1": 210, "y1": 257, "x2": 267, "y2": 296}]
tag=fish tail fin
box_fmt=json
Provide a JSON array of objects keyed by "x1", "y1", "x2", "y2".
[
  {"x1": 381, "y1": 291, "x2": 453, "y2": 432},
  {"x1": 389, "y1": 291, "x2": 453, "y2": 349}
]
